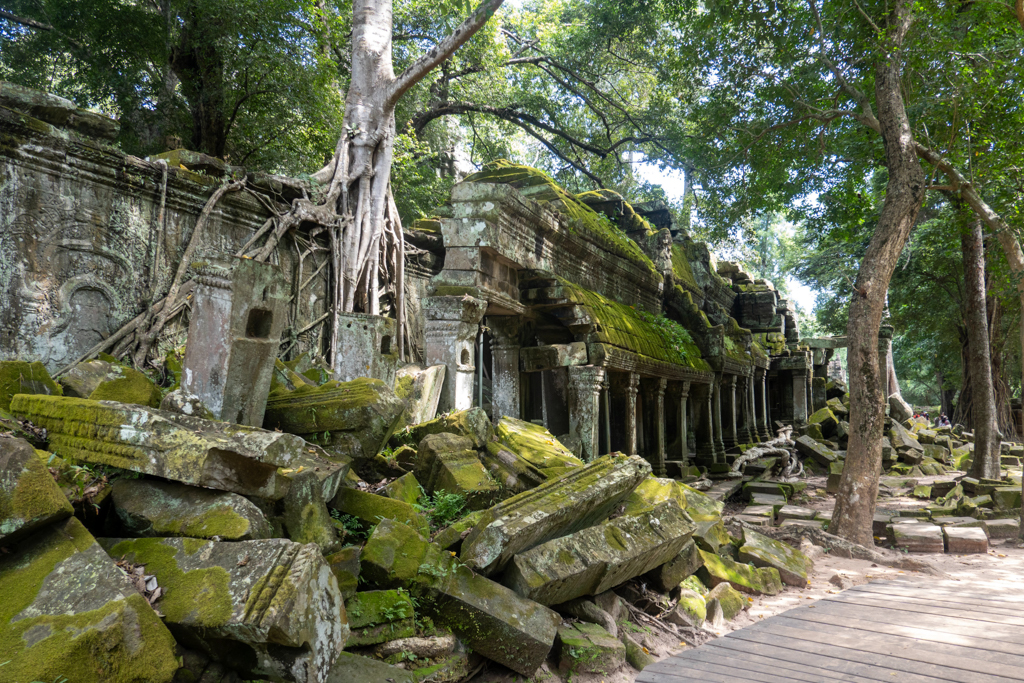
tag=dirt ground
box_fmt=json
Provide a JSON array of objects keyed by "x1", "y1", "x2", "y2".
[{"x1": 468, "y1": 470, "x2": 1024, "y2": 683}]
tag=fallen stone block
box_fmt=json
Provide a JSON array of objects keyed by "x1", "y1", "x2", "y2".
[
  {"x1": 61, "y1": 359, "x2": 161, "y2": 408},
  {"x1": 780, "y1": 519, "x2": 825, "y2": 529},
  {"x1": 414, "y1": 434, "x2": 498, "y2": 510},
  {"x1": 503, "y1": 499, "x2": 694, "y2": 605},
  {"x1": 264, "y1": 378, "x2": 406, "y2": 461},
  {"x1": 360, "y1": 519, "x2": 561, "y2": 676},
  {"x1": 345, "y1": 590, "x2": 416, "y2": 647},
  {"x1": 11, "y1": 395, "x2": 348, "y2": 502},
  {"x1": 383, "y1": 471, "x2": 422, "y2": 505},
  {"x1": 326, "y1": 652, "x2": 417, "y2": 683},
  {"x1": 110, "y1": 478, "x2": 271, "y2": 541},
  {"x1": 991, "y1": 487, "x2": 1022, "y2": 510},
  {"x1": 283, "y1": 469, "x2": 340, "y2": 550},
  {"x1": 678, "y1": 482, "x2": 724, "y2": 521},
  {"x1": 667, "y1": 587, "x2": 706, "y2": 627},
  {"x1": 643, "y1": 539, "x2": 703, "y2": 592},
  {"x1": 943, "y1": 526, "x2": 988, "y2": 554},
  {"x1": 460, "y1": 454, "x2": 650, "y2": 575},
  {"x1": 738, "y1": 529, "x2": 813, "y2": 587},
  {"x1": 696, "y1": 548, "x2": 782, "y2": 596},
  {"x1": 707, "y1": 582, "x2": 746, "y2": 620},
  {"x1": 740, "y1": 505, "x2": 776, "y2": 520},
  {"x1": 404, "y1": 407, "x2": 493, "y2": 448},
  {"x1": 890, "y1": 523, "x2": 944, "y2": 553},
  {"x1": 621, "y1": 475, "x2": 689, "y2": 516},
  {"x1": 1, "y1": 436, "x2": 73, "y2": 545},
  {"x1": 375, "y1": 634, "x2": 456, "y2": 660},
  {"x1": 777, "y1": 506, "x2": 818, "y2": 522},
  {"x1": 557, "y1": 622, "x2": 625, "y2": 675},
  {"x1": 932, "y1": 515, "x2": 978, "y2": 527},
  {"x1": 890, "y1": 421, "x2": 924, "y2": 452},
  {"x1": 826, "y1": 461, "x2": 844, "y2": 494},
  {"x1": 432, "y1": 509, "x2": 485, "y2": 551},
  {"x1": 888, "y1": 393, "x2": 912, "y2": 422},
  {"x1": 692, "y1": 519, "x2": 733, "y2": 554},
  {"x1": 410, "y1": 652, "x2": 471, "y2": 681},
  {"x1": 394, "y1": 363, "x2": 446, "y2": 426},
  {"x1": 0, "y1": 517, "x2": 179, "y2": 683},
  {"x1": 102, "y1": 536, "x2": 346, "y2": 683},
  {"x1": 330, "y1": 487, "x2": 429, "y2": 536},
  {"x1": 325, "y1": 546, "x2": 360, "y2": 599},
  {"x1": 743, "y1": 481, "x2": 788, "y2": 500},
  {"x1": 808, "y1": 407, "x2": 839, "y2": 438},
  {"x1": 985, "y1": 518, "x2": 1020, "y2": 539},
  {"x1": 480, "y1": 440, "x2": 548, "y2": 494},
  {"x1": 0, "y1": 360, "x2": 62, "y2": 412},
  {"x1": 493, "y1": 416, "x2": 584, "y2": 472},
  {"x1": 559, "y1": 597, "x2": 618, "y2": 636},
  {"x1": 795, "y1": 435, "x2": 837, "y2": 466}
]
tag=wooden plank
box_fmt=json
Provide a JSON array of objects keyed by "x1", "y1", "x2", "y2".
[
  {"x1": 704, "y1": 639, "x2": 878, "y2": 682},
  {"x1": 841, "y1": 584, "x2": 1024, "y2": 619},
  {"x1": 779, "y1": 606, "x2": 1024, "y2": 656},
  {"x1": 653, "y1": 656, "x2": 814, "y2": 683},
  {"x1": 802, "y1": 600, "x2": 1024, "y2": 646},
  {"x1": 679, "y1": 646, "x2": 836, "y2": 682},
  {"x1": 860, "y1": 581, "x2": 1024, "y2": 607},
  {"x1": 638, "y1": 664, "x2": 746, "y2": 683},
  {"x1": 821, "y1": 591, "x2": 1024, "y2": 627},
  {"x1": 721, "y1": 627, "x2": 951, "y2": 683},
  {"x1": 769, "y1": 614, "x2": 1024, "y2": 676}
]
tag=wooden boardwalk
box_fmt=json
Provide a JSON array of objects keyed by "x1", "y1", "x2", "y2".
[{"x1": 638, "y1": 579, "x2": 1024, "y2": 683}]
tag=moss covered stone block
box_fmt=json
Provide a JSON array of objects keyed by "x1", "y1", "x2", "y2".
[
  {"x1": 325, "y1": 545, "x2": 361, "y2": 599},
  {"x1": 432, "y1": 509, "x2": 485, "y2": 551},
  {"x1": 0, "y1": 360, "x2": 61, "y2": 412},
  {"x1": 331, "y1": 487, "x2": 429, "y2": 536},
  {"x1": 696, "y1": 548, "x2": 782, "y2": 596},
  {"x1": 326, "y1": 651, "x2": 418, "y2": 683},
  {"x1": 110, "y1": 477, "x2": 271, "y2": 540},
  {"x1": 384, "y1": 471, "x2": 423, "y2": 505},
  {"x1": 461, "y1": 454, "x2": 651, "y2": 576},
  {"x1": 494, "y1": 416, "x2": 583, "y2": 469},
  {"x1": 283, "y1": 469, "x2": 340, "y2": 551},
  {"x1": 807, "y1": 407, "x2": 839, "y2": 438},
  {"x1": 86, "y1": 363, "x2": 162, "y2": 408},
  {"x1": 504, "y1": 498, "x2": 694, "y2": 605},
  {"x1": 103, "y1": 535, "x2": 347, "y2": 682},
  {"x1": 557, "y1": 622, "x2": 625, "y2": 674},
  {"x1": 480, "y1": 440, "x2": 548, "y2": 495},
  {"x1": 1, "y1": 436, "x2": 73, "y2": 545},
  {"x1": 692, "y1": 519, "x2": 733, "y2": 554},
  {"x1": 644, "y1": 538, "x2": 703, "y2": 592},
  {"x1": 991, "y1": 487, "x2": 1022, "y2": 510},
  {"x1": 738, "y1": 528, "x2": 813, "y2": 587},
  {"x1": 621, "y1": 475, "x2": 688, "y2": 516},
  {"x1": 394, "y1": 363, "x2": 446, "y2": 426},
  {"x1": 264, "y1": 377, "x2": 406, "y2": 461},
  {"x1": 405, "y1": 407, "x2": 494, "y2": 448},
  {"x1": 678, "y1": 482, "x2": 724, "y2": 521},
  {"x1": 360, "y1": 519, "x2": 439, "y2": 589},
  {"x1": 707, "y1": 582, "x2": 746, "y2": 620},
  {"x1": 795, "y1": 435, "x2": 837, "y2": 466},
  {"x1": 0, "y1": 517, "x2": 179, "y2": 683},
  {"x1": 345, "y1": 590, "x2": 416, "y2": 647},
  {"x1": 11, "y1": 394, "x2": 348, "y2": 502},
  {"x1": 826, "y1": 460, "x2": 844, "y2": 494}
]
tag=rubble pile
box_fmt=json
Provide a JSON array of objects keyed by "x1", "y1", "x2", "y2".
[{"x1": 0, "y1": 353, "x2": 815, "y2": 683}]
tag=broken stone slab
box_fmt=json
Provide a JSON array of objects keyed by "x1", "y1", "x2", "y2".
[
  {"x1": 826, "y1": 461, "x2": 844, "y2": 494},
  {"x1": 325, "y1": 546, "x2": 360, "y2": 599},
  {"x1": 743, "y1": 481, "x2": 789, "y2": 500},
  {"x1": 330, "y1": 487, "x2": 429, "y2": 536},
  {"x1": 696, "y1": 548, "x2": 782, "y2": 596},
  {"x1": 432, "y1": 509, "x2": 485, "y2": 551},
  {"x1": 480, "y1": 440, "x2": 548, "y2": 494},
  {"x1": 0, "y1": 360, "x2": 62, "y2": 412},
  {"x1": 383, "y1": 472, "x2": 422, "y2": 505},
  {"x1": 102, "y1": 536, "x2": 347, "y2": 683},
  {"x1": 326, "y1": 652, "x2": 417, "y2": 683},
  {"x1": 740, "y1": 505, "x2": 776, "y2": 520},
  {"x1": 264, "y1": 378, "x2": 406, "y2": 461},
  {"x1": 890, "y1": 421, "x2": 924, "y2": 452},
  {"x1": 283, "y1": 469, "x2": 340, "y2": 551},
  {"x1": 403, "y1": 407, "x2": 494, "y2": 449},
  {"x1": 557, "y1": 622, "x2": 625, "y2": 674},
  {"x1": 345, "y1": 590, "x2": 416, "y2": 647},
  {"x1": 888, "y1": 393, "x2": 913, "y2": 422},
  {"x1": 413, "y1": 433, "x2": 498, "y2": 510},
  {"x1": 394, "y1": 364, "x2": 446, "y2": 426},
  {"x1": 360, "y1": 519, "x2": 561, "y2": 676},
  {"x1": 621, "y1": 475, "x2": 689, "y2": 516},
  {"x1": 159, "y1": 388, "x2": 216, "y2": 420},
  {"x1": 749, "y1": 492, "x2": 787, "y2": 511},
  {"x1": 943, "y1": 526, "x2": 988, "y2": 554},
  {"x1": 890, "y1": 523, "x2": 944, "y2": 553},
  {"x1": 460, "y1": 454, "x2": 651, "y2": 575},
  {"x1": 991, "y1": 487, "x2": 1022, "y2": 510},
  {"x1": 780, "y1": 519, "x2": 826, "y2": 530},
  {"x1": 494, "y1": 416, "x2": 584, "y2": 472},
  {"x1": 11, "y1": 394, "x2": 348, "y2": 502},
  {"x1": 559, "y1": 597, "x2": 618, "y2": 636},
  {"x1": 738, "y1": 528, "x2": 813, "y2": 587},
  {"x1": 678, "y1": 482, "x2": 724, "y2": 521},
  {"x1": 109, "y1": 478, "x2": 271, "y2": 541},
  {"x1": 1, "y1": 436, "x2": 73, "y2": 545},
  {"x1": 503, "y1": 499, "x2": 694, "y2": 605},
  {"x1": 60, "y1": 359, "x2": 161, "y2": 408},
  {"x1": 777, "y1": 506, "x2": 818, "y2": 522},
  {"x1": 917, "y1": 429, "x2": 937, "y2": 445},
  {"x1": 644, "y1": 539, "x2": 703, "y2": 592},
  {"x1": 692, "y1": 519, "x2": 733, "y2": 554},
  {"x1": 0, "y1": 517, "x2": 179, "y2": 683},
  {"x1": 376, "y1": 634, "x2": 457, "y2": 660},
  {"x1": 985, "y1": 518, "x2": 1020, "y2": 539},
  {"x1": 807, "y1": 407, "x2": 839, "y2": 438},
  {"x1": 795, "y1": 435, "x2": 837, "y2": 466},
  {"x1": 707, "y1": 582, "x2": 746, "y2": 620},
  {"x1": 667, "y1": 587, "x2": 706, "y2": 627}
]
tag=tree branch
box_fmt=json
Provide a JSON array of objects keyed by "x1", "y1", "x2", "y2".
[
  {"x1": 387, "y1": 0, "x2": 505, "y2": 110},
  {"x1": 0, "y1": 8, "x2": 52, "y2": 30}
]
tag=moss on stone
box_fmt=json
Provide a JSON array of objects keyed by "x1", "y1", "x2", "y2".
[
  {"x1": 621, "y1": 476, "x2": 688, "y2": 516},
  {"x1": 0, "y1": 360, "x2": 62, "y2": 411},
  {"x1": 2, "y1": 441, "x2": 73, "y2": 536},
  {"x1": 344, "y1": 589, "x2": 416, "y2": 646},
  {"x1": 697, "y1": 548, "x2": 782, "y2": 596},
  {"x1": 494, "y1": 417, "x2": 583, "y2": 470},
  {"x1": 88, "y1": 365, "x2": 162, "y2": 408},
  {"x1": 108, "y1": 537, "x2": 233, "y2": 626}
]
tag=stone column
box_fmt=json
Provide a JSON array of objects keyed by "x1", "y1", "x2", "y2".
[
  {"x1": 488, "y1": 317, "x2": 521, "y2": 421},
  {"x1": 625, "y1": 372, "x2": 640, "y2": 456},
  {"x1": 755, "y1": 370, "x2": 769, "y2": 440},
  {"x1": 424, "y1": 295, "x2": 488, "y2": 413},
  {"x1": 693, "y1": 383, "x2": 715, "y2": 466},
  {"x1": 651, "y1": 378, "x2": 667, "y2": 476},
  {"x1": 712, "y1": 375, "x2": 726, "y2": 461},
  {"x1": 678, "y1": 380, "x2": 691, "y2": 465},
  {"x1": 568, "y1": 365, "x2": 606, "y2": 462},
  {"x1": 723, "y1": 374, "x2": 738, "y2": 449},
  {"x1": 746, "y1": 374, "x2": 759, "y2": 443},
  {"x1": 602, "y1": 377, "x2": 611, "y2": 455},
  {"x1": 792, "y1": 369, "x2": 808, "y2": 423}
]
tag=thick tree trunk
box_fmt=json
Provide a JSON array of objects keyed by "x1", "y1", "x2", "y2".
[
  {"x1": 961, "y1": 217, "x2": 1001, "y2": 478},
  {"x1": 831, "y1": 1, "x2": 925, "y2": 546}
]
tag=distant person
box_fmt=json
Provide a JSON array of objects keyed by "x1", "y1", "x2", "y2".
[{"x1": 938, "y1": 413, "x2": 951, "y2": 427}]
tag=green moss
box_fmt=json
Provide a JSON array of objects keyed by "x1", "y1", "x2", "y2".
[
  {"x1": 109, "y1": 537, "x2": 233, "y2": 626},
  {"x1": 0, "y1": 519, "x2": 178, "y2": 682},
  {"x1": 180, "y1": 506, "x2": 251, "y2": 539},
  {"x1": 88, "y1": 365, "x2": 162, "y2": 407},
  {"x1": 0, "y1": 360, "x2": 62, "y2": 411},
  {"x1": 7, "y1": 445, "x2": 73, "y2": 522},
  {"x1": 394, "y1": 373, "x2": 416, "y2": 400},
  {"x1": 463, "y1": 160, "x2": 659, "y2": 277},
  {"x1": 671, "y1": 243, "x2": 700, "y2": 290}
]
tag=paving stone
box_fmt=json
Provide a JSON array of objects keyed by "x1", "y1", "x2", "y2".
[
  {"x1": 943, "y1": 526, "x2": 988, "y2": 554},
  {"x1": 345, "y1": 590, "x2": 416, "y2": 647},
  {"x1": 779, "y1": 519, "x2": 825, "y2": 529},
  {"x1": 743, "y1": 481, "x2": 789, "y2": 500},
  {"x1": 557, "y1": 622, "x2": 625, "y2": 674},
  {"x1": 890, "y1": 522, "x2": 944, "y2": 553},
  {"x1": 109, "y1": 478, "x2": 272, "y2": 541},
  {"x1": 460, "y1": 454, "x2": 650, "y2": 575},
  {"x1": 741, "y1": 504, "x2": 777, "y2": 520},
  {"x1": 11, "y1": 394, "x2": 349, "y2": 502},
  {"x1": 749, "y1": 492, "x2": 787, "y2": 510},
  {"x1": 932, "y1": 516, "x2": 977, "y2": 526},
  {"x1": 504, "y1": 499, "x2": 694, "y2": 605},
  {"x1": 643, "y1": 539, "x2": 703, "y2": 592},
  {"x1": 733, "y1": 514, "x2": 773, "y2": 526},
  {"x1": 985, "y1": 518, "x2": 1020, "y2": 539},
  {"x1": 738, "y1": 528, "x2": 813, "y2": 587},
  {"x1": 777, "y1": 506, "x2": 818, "y2": 522},
  {"x1": 696, "y1": 548, "x2": 782, "y2": 596},
  {"x1": 0, "y1": 436, "x2": 73, "y2": 545},
  {"x1": 0, "y1": 517, "x2": 179, "y2": 683},
  {"x1": 872, "y1": 513, "x2": 892, "y2": 536}
]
